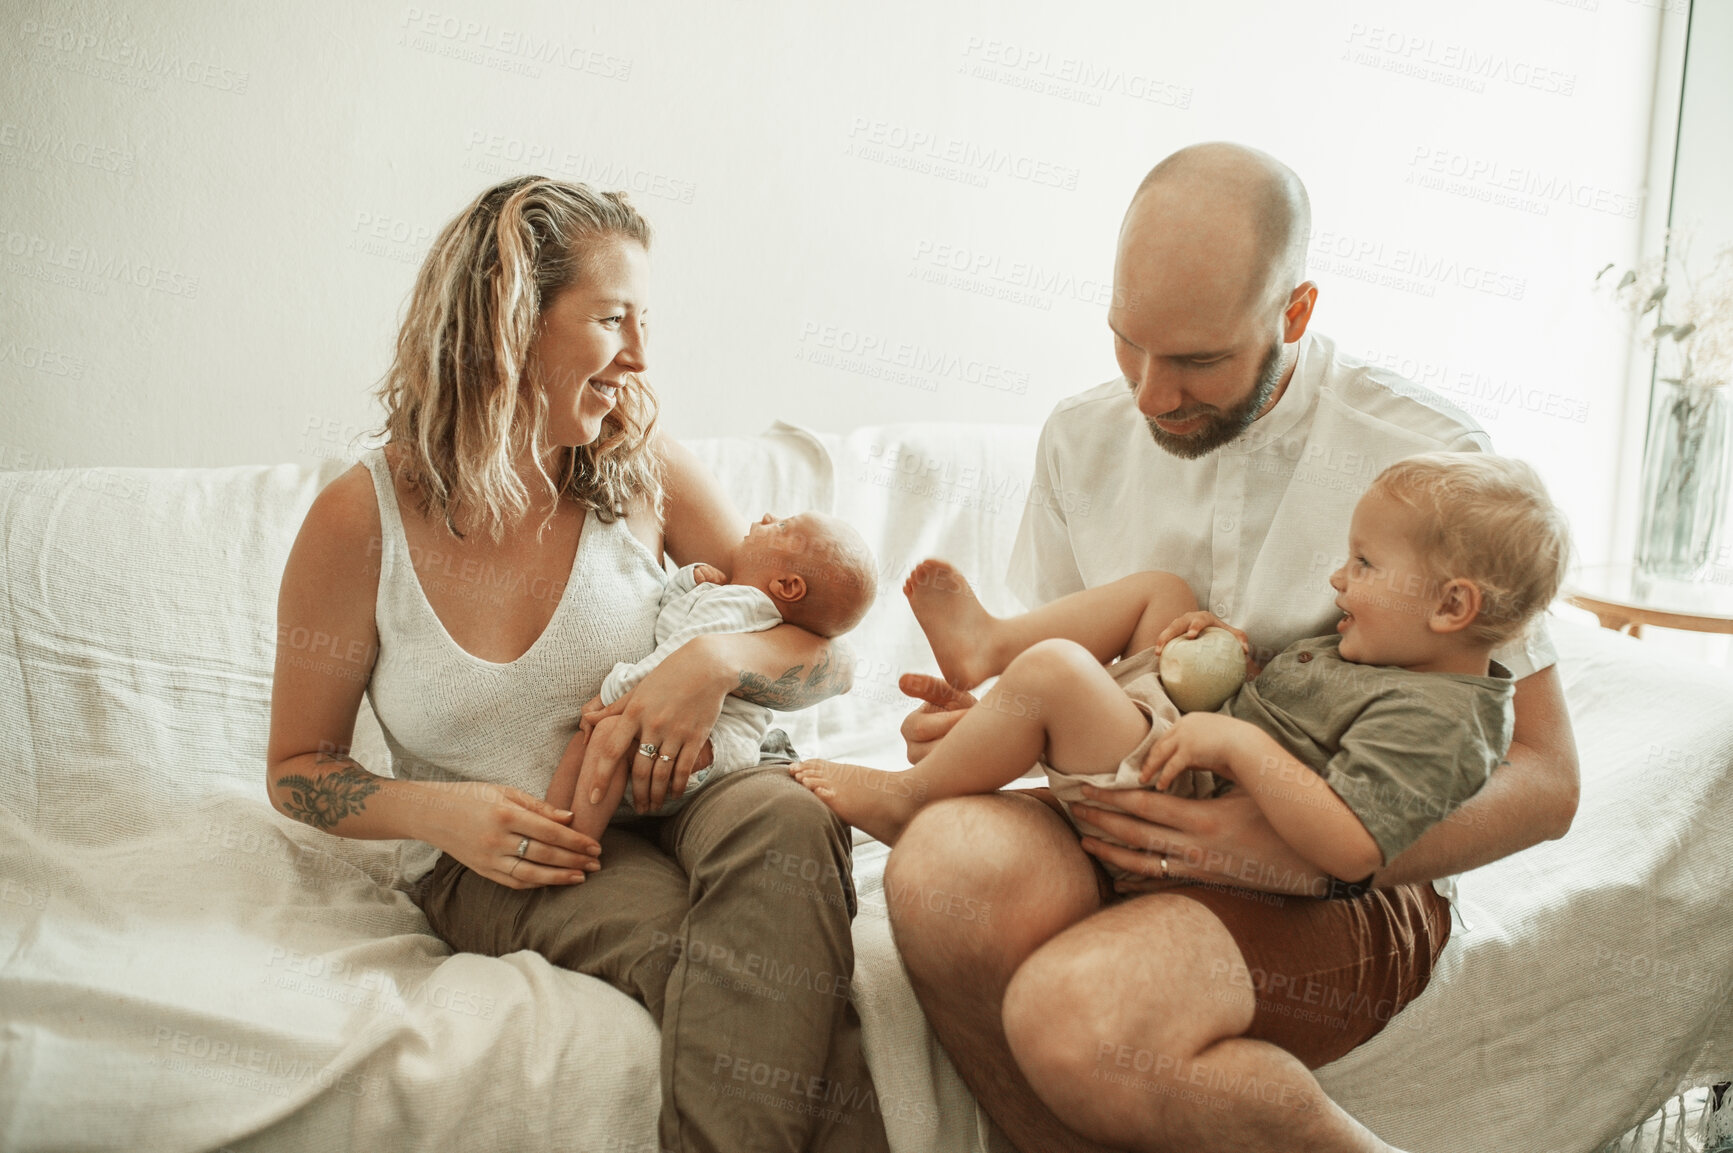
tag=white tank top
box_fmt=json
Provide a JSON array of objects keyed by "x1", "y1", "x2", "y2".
[{"x1": 360, "y1": 447, "x2": 666, "y2": 881}]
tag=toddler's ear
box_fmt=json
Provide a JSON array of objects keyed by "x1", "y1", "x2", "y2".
[
  {"x1": 768, "y1": 574, "x2": 808, "y2": 604},
  {"x1": 1431, "y1": 578, "x2": 1483, "y2": 634}
]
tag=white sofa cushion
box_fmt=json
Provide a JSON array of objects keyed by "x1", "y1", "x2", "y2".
[{"x1": 2, "y1": 423, "x2": 1731, "y2": 1153}]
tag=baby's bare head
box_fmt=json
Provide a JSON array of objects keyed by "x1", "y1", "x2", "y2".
[
  {"x1": 1366, "y1": 452, "x2": 1572, "y2": 647},
  {"x1": 735, "y1": 512, "x2": 878, "y2": 638}
]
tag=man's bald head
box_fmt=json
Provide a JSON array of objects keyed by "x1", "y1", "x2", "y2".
[
  {"x1": 1108, "y1": 143, "x2": 1318, "y2": 459},
  {"x1": 1124, "y1": 142, "x2": 1311, "y2": 314}
]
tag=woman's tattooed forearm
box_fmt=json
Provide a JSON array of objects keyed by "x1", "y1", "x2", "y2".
[
  {"x1": 276, "y1": 753, "x2": 382, "y2": 831},
  {"x1": 735, "y1": 642, "x2": 846, "y2": 709},
  {"x1": 736, "y1": 665, "x2": 810, "y2": 709},
  {"x1": 804, "y1": 643, "x2": 839, "y2": 696}
]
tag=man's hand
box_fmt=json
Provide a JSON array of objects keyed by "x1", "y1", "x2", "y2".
[
  {"x1": 1070, "y1": 786, "x2": 1331, "y2": 899},
  {"x1": 898, "y1": 673, "x2": 977, "y2": 765}
]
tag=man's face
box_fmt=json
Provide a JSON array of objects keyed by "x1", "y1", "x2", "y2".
[
  {"x1": 1120, "y1": 335, "x2": 1285, "y2": 459},
  {"x1": 1108, "y1": 196, "x2": 1298, "y2": 459}
]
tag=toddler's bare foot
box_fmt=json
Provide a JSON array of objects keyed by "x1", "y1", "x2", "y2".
[
  {"x1": 792, "y1": 760, "x2": 930, "y2": 846},
  {"x1": 904, "y1": 558, "x2": 1000, "y2": 690}
]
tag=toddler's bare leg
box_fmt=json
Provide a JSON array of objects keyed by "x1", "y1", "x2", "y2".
[
  {"x1": 794, "y1": 639, "x2": 1150, "y2": 844},
  {"x1": 906, "y1": 560, "x2": 1196, "y2": 689}
]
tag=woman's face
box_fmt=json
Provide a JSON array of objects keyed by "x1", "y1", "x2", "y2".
[{"x1": 528, "y1": 235, "x2": 650, "y2": 449}]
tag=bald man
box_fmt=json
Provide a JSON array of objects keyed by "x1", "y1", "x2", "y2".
[{"x1": 884, "y1": 143, "x2": 1579, "y2": 1153}]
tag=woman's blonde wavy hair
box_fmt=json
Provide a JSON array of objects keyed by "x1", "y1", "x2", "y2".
[{"x1": 376, "y1": 175, "x2": 661, "y2": 542}]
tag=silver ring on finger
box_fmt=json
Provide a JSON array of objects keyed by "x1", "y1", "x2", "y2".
[
  {"x1": 516, "y1": 836, "x2": 530, "y2": 858},
  {"x1": 1160, "y1": 855, "x2": 1170, "y2": 879},
  {"x1": 638, "y1": 742, "x2": 658, "y2": 758}
]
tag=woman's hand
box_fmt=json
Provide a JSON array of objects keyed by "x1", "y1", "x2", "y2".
[
  {"x1": 1070, "y1": 786, "x2": 1331, "y2": 899},
  {"x1": 575, "y1": 634, "x2": 724, "y2": 804},
  {"x1": 581, "y1": 712, "x2": 715, "y2": 814},
  {"x1": 579, "y1": 643, "x2": 724, "y2": 812},
  {"x1": 423, "y1": 780, "x2": 602, "y2": 890},
  {"x1": 898, "y1": 673, "x2": 977, "y2": 765}
]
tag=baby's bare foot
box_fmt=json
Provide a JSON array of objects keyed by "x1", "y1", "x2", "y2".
[
  {"x1": 792, "y1": 760, "x2": 930, "y2": 846},
  {"x1": 904, "y1": 559, "x2": 1000, "y2": 690}
]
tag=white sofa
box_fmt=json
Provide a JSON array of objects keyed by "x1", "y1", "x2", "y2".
[{"x1": 2, "y1": 421, "x2": 1730, "y2": 1153}]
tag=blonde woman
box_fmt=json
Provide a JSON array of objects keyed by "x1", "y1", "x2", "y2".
[{"x1": 266, "y1": 176, "x2": 886, "y2": 1153}]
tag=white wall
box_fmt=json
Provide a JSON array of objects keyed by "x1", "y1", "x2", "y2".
[{"x1": 0, "y1": 0, "x2": 1669, "y2": 568}]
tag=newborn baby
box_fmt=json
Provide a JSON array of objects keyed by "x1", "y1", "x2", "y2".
[{"x1": 547, "y1": 511, "x2": 877, "y2": 841}]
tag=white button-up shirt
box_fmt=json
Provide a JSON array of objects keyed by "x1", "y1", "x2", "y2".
[
  {"x1": 1007, "y1": 330, "x2": 1558, "y2": 918},
  {"x1": 1009, "y1": 330, "x2": 1555, "y2": 678}
]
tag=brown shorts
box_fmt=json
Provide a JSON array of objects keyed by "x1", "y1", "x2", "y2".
[{"x1": 1027, "y1": 787, "x2": 1451, "y2": 1069}]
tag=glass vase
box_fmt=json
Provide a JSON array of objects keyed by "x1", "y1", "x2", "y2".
[{"x1": 1635, "y1": 378, "x2": 1733, "y2": 581}]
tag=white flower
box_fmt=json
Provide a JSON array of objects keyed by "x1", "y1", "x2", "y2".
[{"x1": 1598, "y1": 232, "x2": 1733, "y2": 387}]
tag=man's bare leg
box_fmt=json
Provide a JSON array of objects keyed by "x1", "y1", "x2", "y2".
[
  {"x1": 1002, "y1": 897, "x2": 1405, "y2": 1152},
  {"x1": 884, "y1": 792, "x2": 1119, "y2": 1153},
  {"x1": 905, "y1": 560, "x2": 1196, "y2": 690}
]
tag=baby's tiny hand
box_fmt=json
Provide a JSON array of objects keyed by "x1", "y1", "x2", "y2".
[
  {"x1": 693, "y1": 563, "x2": 728, "y2": 586},
  {"x1": 578, "y1": 694, "x2": 610, "y2": 734}
]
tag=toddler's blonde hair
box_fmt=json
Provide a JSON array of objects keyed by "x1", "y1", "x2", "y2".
[{"x1": 1367, "y1": 452, "x2": 1571, "y2": 646}]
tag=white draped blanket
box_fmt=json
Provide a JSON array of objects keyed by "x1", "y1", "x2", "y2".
[{"x1": 1, "y1": 423, "x2": 1729, "y2": 1152}]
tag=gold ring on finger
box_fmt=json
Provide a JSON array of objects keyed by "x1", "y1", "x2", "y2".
[
  {"x1": 1160, "y1": 855, "x2": 1170, "y2": 879},
  {"x1": 658, "y1": 753, "x2": 672, "y2": 762}
]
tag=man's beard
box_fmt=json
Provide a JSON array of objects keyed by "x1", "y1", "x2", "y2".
[{"x1": 1139, "y1": 338, "x2": 1285, "y2": 460}]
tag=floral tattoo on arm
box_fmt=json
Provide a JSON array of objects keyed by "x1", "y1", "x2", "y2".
[
  {"x1": 277, "y1": 751, "x2": 383, "y2": 832},
  {"x1": 734, "y1": 642, "x2": 848, "y2": 710}
]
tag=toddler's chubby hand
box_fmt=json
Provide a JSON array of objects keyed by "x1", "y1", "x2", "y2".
[
  {"x1": 1141, "y1": 712, "x2": 1252, "y2": 789},
  {"x1": 1155, "y1": 610, "x2": 1262, "y2": 682},
  {"x1": 1155, "y1": 610, "x2": 1249, "y2": 658},
  {"x1": 692, "y1": 562, "x2": 728, "y2": 586}
]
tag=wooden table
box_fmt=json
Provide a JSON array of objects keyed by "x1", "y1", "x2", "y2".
[{"x1": 1563, "y1": 564, "x2": 1733, "y2": 638}]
